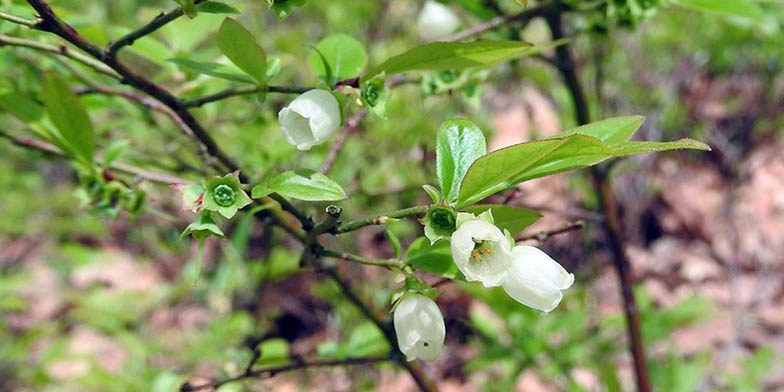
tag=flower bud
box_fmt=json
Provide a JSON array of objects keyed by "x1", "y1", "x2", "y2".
[
  {"x1": 502, "y1": 246, "x2": 574, "y2": 313},
  {"x1": 450, "y1": 219, "x2": 512, "y2": 287},
  {"x1": 278, "y1": 89, "x2": 341, "y2": 151},
  {"x1": 394, "y1": 294, "x2": 446, "y2": 361},
  {"x1": 417, "y1": 0, "x2": 460, "y2": 41}
]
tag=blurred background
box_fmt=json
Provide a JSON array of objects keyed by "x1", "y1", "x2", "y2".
[{"x1": 1, "y1": 0, "x2": 783, "y2": 391}]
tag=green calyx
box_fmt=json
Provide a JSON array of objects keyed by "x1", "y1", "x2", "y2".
[
  {"x1": 423, "y1": 205, "x2": 457, "y2": 244},
  {"x1": 202, "y1": 172, "x2": 252, "y2": 219},
  {"x1": 362, "y1": 83, "x2": 380, "y2": 106}
]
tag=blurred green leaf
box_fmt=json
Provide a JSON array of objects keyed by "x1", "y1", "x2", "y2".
[
  {"x1": 267, "y1": 0, "x2": 308, "y2": 19},
  {"x1": 195, "y1": 1, "x2": 239, "y2": 14},
  {"x1": 670, "y1": 0, "x2": 764, "y2": 20},
  {"x1": 405, "y1": 237, "x2": 466, "y2": 280},
  {"x1": 216, "y1": 18, "x2": 267, "y2": 84},
  {"x1": 167, "y1": 57, "x2": 256, "y2": 83},
  {"x1": 41, "y1": 72, "x2": 95, "y2": 163},
  {"x1": 462, "y1": 204, "x2": 541, "y2": 235},
  {"x1": 0, "y1": 93, "x2": 43, "y2": 123},
  {"x1": 436, "y1": 118, "x2": 486, "y2": 203},
  {"x1": 252, "y1": 169, "x2": 347, "y2": 201},
  {"x1": 307, "y1": 33, "x2": 368, "y2": 82}
]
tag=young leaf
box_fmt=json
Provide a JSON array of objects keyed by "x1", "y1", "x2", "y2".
[
  {"x1": 307, "y1": 33, "x2": 368, "y2": 82},
  {"x1": 436, "y1": 119, "x2": 486, "y2": 203},
  {"x1": 462, "y1": 205, "x2": 541, "y2": 235},
  {"x1": 168, "y1": 58, "x2": 256, "y2": 83},
  {"x1": 456, "y1": 127, "x2": 710, "y2": 207},
  {"x1": 669, "y1": 0, "x2": 764, "y2": 20},
  {"x1": 0, "y1": 93, "x2": 44, "y2": 123},
  {"x1": 252, "y1": 169, "x2": 347, "y2": 201},
  {"x1": 40, "y1": 72, "x2": 94, "y2": 163},
  {"x1": 196, "y1": 1, "x2": 239, "y2": 14},
  {"x1": 405, "y1": 237, "x2": 466, "y2": 281},
  {"x1": 216, "y1": 18, "x2": 267, "y2": 84},
  {"x1": 553, "y1": 116, "x2": 645, "y2": 145},
  {"x1": 362, "y1": 40, "x2": 538, "y2": 82}
]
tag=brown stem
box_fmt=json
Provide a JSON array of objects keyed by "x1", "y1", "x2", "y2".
[
  {"x1": 515, "y1": 220, "x2": 585, "y2": 243},
  {"x1": 545, "y1": 10, "x2": 651, "y2": 392},
  {"x1": 320, "y1": 109, "x2": 367, "y2": 174},
  {"x1": 107, "y1": 0, "x2": 207, "y2": 56}
]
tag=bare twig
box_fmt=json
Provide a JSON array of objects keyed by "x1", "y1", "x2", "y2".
[
  {"x1": 321, "y1": 248, "x2": 402, "y2": 270},
  {"x1": 182, "y1": 355, "x2": 394, "y2": 391},
  {"x1": 183, "y1": 85, "x2": 312, "y2": 108},
  {"x1": 0, "y1": 10, "x2": 40, "y2": 27},
  {"x1": 334, "y1": 205, "x2": 430, "y2": 234},
  {"x1": 545, "y1": 10, "x2": 651, "y2": 392},
  {"x1": 320, "y1": 109, "x2": 367, "y2": 174},
  {"x1": 516, "y1": 220, "x2": 585, "y2": 243},
  {"x1": 106, "y1": 0, "x2": 207, "y2": 56},
  {"x1": 446, "y1": 1, "x2": 559, "y2": 42},
  {"x1": 0, "y1": 33, "x2": 120, "y2": 78}
]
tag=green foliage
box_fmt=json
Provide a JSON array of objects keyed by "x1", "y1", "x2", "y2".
[
  {"x1": 307, "y1": 33, "x2": 368, "y2": 83},
  {"x1": 670, "y1": 0, "x2": 764, "y2": 20},
  {"x1": 216, "y1": 18, "x2": 267, "y2": 84},
  {"x1": 267, "y1": 0, "x2": 308, "y2": 19},
  {"x1": 41, "y1": 71, "x2": 94, "y2": 164},
  {"x1": 404, "y1": 237, "x2": 466, "y2": 280},
  {"x1": 195, "y1": 1, "x2": 239, "y2": 14},
  {"x1": 167, "y1": 57, "x2": 256, "y2": 83},
  {"x1": 461, "y1": 204, "x2": 541, "y2": 235},
  {"x1": 251, "y1": 169, "x2": 347, "y2": 201},
  {"x1": 436, "y1": 118, "x2": 486, "y2": 203}
]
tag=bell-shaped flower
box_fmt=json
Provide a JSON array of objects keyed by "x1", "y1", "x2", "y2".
[
  {"x1": 417, "y1": 0, "x2": 460, "y2": 41},
  {"x1": 450, "y1": 219, "x2": 512, "y2": 287},
  {"x1": 502, "y1": 246, "x2": 574, "y2": 313},
  {"x1": 393, "y1": 294, "x2": 446, "y2": 361},
  {"x1": 278, "y1": 89, "x2": 341, "y2": 151}
]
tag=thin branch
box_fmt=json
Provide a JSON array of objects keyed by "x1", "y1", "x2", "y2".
[
  {"x1": 182, "y1": 355, "x2": 393, "y2": 391},
  {"x1": 320, "y1": 249, "x2": 402, "y2": 270},
  {"x1": 107, "y1": 0, "x2": 207, "y2": 56},
  {"x1": 445, "y1": 1, "x2": 559, "y2": 42},
  {"x1": 183, "y1": 85, "x2": 312, "y2": 108},
  {"x1": 334, "y1": 205, "x2": 430, "y2": 234},
  {"x1": 545, "y1": 10, "x2": 651, "y2": 392},
  {"x1": 0, "y1": 33, "x2": 120, "y2": 79},
  {"x1": 320, "y1": 109, "x2": 367, "y2": 174},
  {"x1": 0, "y1": 130, "x2": 189, "y2": 184},
  {"x1": 0, "y1": 10, "x2": 40, "y2": 27},
  {"x1": 516, "y1": 220, "x2": 585, "y2": 243}
]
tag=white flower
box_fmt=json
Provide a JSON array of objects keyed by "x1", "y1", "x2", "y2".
[
  {"x1": 278, "y1": 89, "x2": 341, "y2": 151},
  {"x1": 502, "y1": 246, "x2": 574, "y2": 313},
  {"x1": 417, "y1": 0, "x2": 460, "y2": 41},
  {"x1": 450, "y1": 219, "x2": 512, "y2": 287},
  {"x1": 393, "y1": 294, "x2": 446, "y2": 361}
]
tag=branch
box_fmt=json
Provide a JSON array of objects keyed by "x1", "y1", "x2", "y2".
[
  {"x1": 107, "y1": 0, "x2": 207, "y2": 56},
  {"x1": 181, "y1": 355, "x2": 393, "y2": 391},
  {"x1": 545, "y1": 10, "x2": 651, "y2": 392},
  {"x1": 0, "y1": 10, "x2": 40, "y2": 27},
  {"x1": 515, "y1": 220, "x2": 585, "y2": 243},
  {"x1": 0, "y1": 34, "x2": 120, "y2": 79},
  {"x1": 0, "y1": 130, "x2": 189, "y2": 185},
  {"x1": 334, "y1": 205, "x2": 429, "y2": 234},
  {"x1": 445, "y1": 1, "x2": 560, "y2": 42},
  {"x1": 183, "y1": 85, "x2": 312, "y2": 108},
  {"x1": 320, "y1": 109, "x2": 367, "y2": 174},
  {"x1": 320, "y1": 249, "x2": 402, "y2": 270}
]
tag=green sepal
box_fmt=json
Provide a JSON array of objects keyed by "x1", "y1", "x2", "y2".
[
  {"x1": 421, "y1": 184, "x2": 443, "y2": 204},
  {"x1": 455, "y1": 209, "x2": 494, "y2": 229},
  {"x1": 202, "y1": 171, "x2": 252, "y2": 219},
  {"x1": 385, "y1": 228, "x2": 402, "y2": 259},
  {"x1": 423, "y1": 205, "x2": 457, "y2": 244},
  {"x1": 361, "y1": 73, "x2": 390, "y2": 118},
  {"x1": 389, "y1": 277, "x2": 439, "y2": 313},
  {"x1": 267, "y1": 0, "x2": 308, "y2": 20},
  {"x1": 181, "y1": 212, "x2": 225, "y2": 240}
]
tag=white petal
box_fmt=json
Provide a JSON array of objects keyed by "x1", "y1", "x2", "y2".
[
  {"x1": 417, "y1": 0, "x2": 460, "y2": 41},
  {"x1": 393, "y1": 294, "x2": 446, "y2": 361},
  {"x1": 278, "y1": 107, "x2": 317, "y2": 150},
  {"x1": 502, "y1": 246, "x2": 574, "y2": 313},
  {"x1": 279, "y1": 89, "x2": 341, "y2": 150},
  {"x1": 450, "y1": 219, "x2": 511, "y2": 287}
]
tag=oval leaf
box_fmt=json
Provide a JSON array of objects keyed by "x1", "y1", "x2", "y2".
[
  {"x1": 436, "y1": 118, "x2": 486, "y2": 203},
  {"x1": 307, "y1": 33, "x2": 368, "y2": 82},
  {"x1": 168, "y1": 57, "x2": 256, "y2": 83},
  {"x1": 252, "y1": 169, "x2": 347, "y2": 201},
  {"x1": 462, "y1": 205, "x2": 541, "y2": 235},
  {"x1": 41, "y1": 72, "x2": 94, "y2": 163},
  {"x1": 216, "y1": 18, "x2": 267, "y2": 84},
  {"x1": 405, "y1": 237, "x2": 466, "y2": 281}
]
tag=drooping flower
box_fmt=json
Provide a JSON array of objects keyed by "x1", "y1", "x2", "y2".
[
  {"x1": 278, "y1": 89, "x2": 341, "y2": 150},
  {"x1": 417, "y1": 0, "x2": 460, "y2": 41},
  {"x1": 393, "y1": 294, "x2": 446, "y2": 361},
  {"x1": 502, "y1": 246, "x2": 574, "y2": 313},
  {"x1": 450, "y1": 218, "x2": 512, "y2": 287}
]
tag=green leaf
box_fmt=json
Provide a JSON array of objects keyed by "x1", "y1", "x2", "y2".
[
  {"x1": 436, "y1": 119, "x2": 486, "y2": 203},
  {"x1": 167, "y1": 58, "x2": 256, "y2": 83},
  {"x1": 307, "y1": 33, "x2": 368, "y2": 82},
  {"x1": 385, "y1": 229, "x2": 402, "y2": 259},
  {"x1": 195, "y1": 1, "x2": 239, "y2": 14},
  {"x1": 456, "y1": 118, "x2": 710, "y2": 207},
  {"x1": 252, "y1": 169, "x2": 347, "y2": 201},
  {"x1": 41, "y1": 72, "x2": 94, "y2": 163},
  {"x1": 0, "y1": 93, "x2": 44, "y2": 123},
  {"x1": 362, "y1": 40, "x2": 538, "y2": 82},
  {"x1": 181, "y1": 213, "x2": 225, "y2": 239},
  {"x1": 405, "y1": 237, "x2": 466, "y2": 281},
  {"x1": 553, "y1": 116, "x2": 645, "y2": 145},
  {"x1": 462, "y1": 205, "x2": 541, "y2": 235},
  {"x1": 267, "y1": 0, "x2": 308, "y2": 19},
  {"x1": 216, "y1": 18, "x2": 267, "y2": 84},
  {"x1": 102, "y1": 139, "x2": 130, "y2": 167},
  {"x1": 670, "y1": 0, "x2": 764, "y2": 20}
]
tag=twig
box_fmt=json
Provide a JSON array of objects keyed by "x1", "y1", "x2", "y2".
[
  {"x1": 183, "y1": 85, "x2": 312, "y2": 108},
  {"x1": 516, "y1": 220, "x2": 585, "y2": 243},
  {"x1": 182, "y1": 355, "x2": 394, "y2": 391},
  {"x1": 107, "y1": 0, "x2": 207, "y2": 56},
  {"x1": 0, "y1": 34, "x2": 120, "y2": 79},
  {"x1": 320, "y1": 249, "x2": 402, "y2": 270},
  {"x1": 0, "y1": 10, "x2": 40, "y2": 27},
  {"x1": 0, "y1": 129, "x2": 189, "y2": 184},
  {"x1": 545, "y1": 10, "x2": 651, "y2": 392},
  {"x1": 320, "y1": 109, "x2": 367, "y2": 174},
  {"x1": 334, "y1": 205, "x2": 430, "y2": 234},
  {"x1": 445, "y1": 1, "x2": 559, "y2": 42}
]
